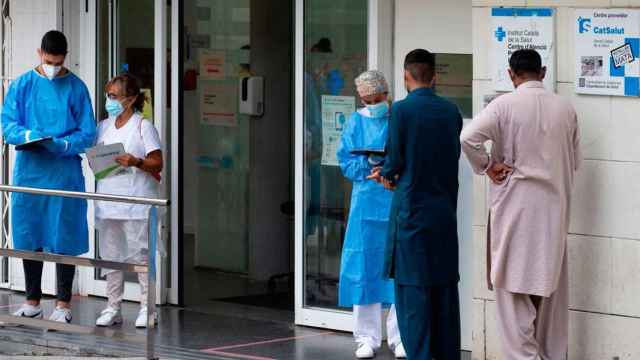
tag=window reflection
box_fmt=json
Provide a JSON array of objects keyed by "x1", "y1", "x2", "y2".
[
  {"x1": 434, "y1": 53, "x2": 473, "y2": 119},
  {"x1": 303, "y1": 0, "x2": 368, "y2": 309}
]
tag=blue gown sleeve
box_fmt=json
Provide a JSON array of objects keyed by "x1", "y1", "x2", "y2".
[
  {"x1": 381, "y1": 103, "x2": 404, "y2": 182},
  {"x1": 337, "y1": 113, "x2": 370, "y2": 182},
  {"x1": 55, "y1": 82, "x2": 96, "y2": 156},
  {"x1": 1, "y1": 79, "x2": 30, "y2": 145}
]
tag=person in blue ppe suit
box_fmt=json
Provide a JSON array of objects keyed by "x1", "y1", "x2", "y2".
[
  {"x1": 1, "y1": 30, "x2": 96, "y2": 324},
  {"x1": 337, "y1": 71, "x2": 406, "y2": 360},
  {"x1": 370, "y1": 49, "x2": 462, "y2": 360}
]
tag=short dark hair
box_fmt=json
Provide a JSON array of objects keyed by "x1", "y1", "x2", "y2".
[
  {"x1": 311, "y1": 38, "x2": 332, "y2": 53},
  {"x1": 404, "y1": 49, "x2": 436, "y2": 83},
  {"x1": 509, "y1": 49, "x2": 542, "y2": 76},
  {"x1": 41, "y1": 30, "x2": 68, "y2": 56}
]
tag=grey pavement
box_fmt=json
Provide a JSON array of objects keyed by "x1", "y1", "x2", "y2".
[{"x1": 0, "y1": 290, "x2": 471, "y2": 360}]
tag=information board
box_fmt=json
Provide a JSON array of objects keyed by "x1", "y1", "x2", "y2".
[
  {"x1": 575, "y1": 9, "x2": 640, "y2": 97},
  {"x1": 491, "y1": 8, "x2": 556, "y2": 92}
]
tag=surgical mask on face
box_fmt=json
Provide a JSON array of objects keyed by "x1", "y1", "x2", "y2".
[
  {"x1": 105, "y1": 98, "x2": 125, "y2": 118},
  {"x1": 42, "y1": 64, "x2": 62, "y2": 80},
  {"x1": 366, "y1": 101, "x2": 389, "y2": 118}
]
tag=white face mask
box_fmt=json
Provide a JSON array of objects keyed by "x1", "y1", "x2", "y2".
[{"x1": 42, "y1": 64, "x2": 62, "y2": 80}]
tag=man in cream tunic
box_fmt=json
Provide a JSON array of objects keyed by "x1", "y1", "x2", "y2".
[{"x1": 460, "y1": 49, "x2": 581, "y2": 360}]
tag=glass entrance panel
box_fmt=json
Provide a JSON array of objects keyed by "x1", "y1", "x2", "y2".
[
  {"x1": 182, "y1": 0, "x2": 294, "y2": 311},
  {"x1": 188, "y1": 0, "x2": 251, "y2": 272},
  {"x1": 303, "y1": 0, "x2": 368, "y2": 310},
  {"x1": 91, "y1": 0, "x2": 157, "y2": 298}
]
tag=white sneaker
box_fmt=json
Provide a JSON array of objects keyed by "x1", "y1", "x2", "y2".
[
  {"x1": 49, "y1": 306, "x2": 72, "y2": 324},
  {"x1": 393, "y1": 343, "x2": 407, "y2": 359},
  {"x1": 135, "y1": 307, "x2": 157, "y2": 328},
  {"x1": 13, "y1": 304, "x2": 43, "y2": 319},
  {"x1": 355, "y1": 343, "x2": 375, "y2": 359},
  {"x1": 96, "y1": 307, "x2": 122, "y2": 327}
]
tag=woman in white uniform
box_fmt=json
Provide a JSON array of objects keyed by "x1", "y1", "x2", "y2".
[{"x1": 94, "y1": 74, "x2": 163, "y2": 328}]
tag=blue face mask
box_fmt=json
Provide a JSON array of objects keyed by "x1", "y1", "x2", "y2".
[
  {"x1": 105, "y1": 97, "x2": 124, "y2": 118},
  {"x1": 366, "y1": 101, "x2": 389, "y2": 118}
]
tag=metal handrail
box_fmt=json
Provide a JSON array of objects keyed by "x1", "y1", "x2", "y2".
[
  {"x1": 0, "y1": 184, "x2": 169, "y2": 206},
  {"x1": 0, "y1": 184, "x2": 168, "y2": 360}
]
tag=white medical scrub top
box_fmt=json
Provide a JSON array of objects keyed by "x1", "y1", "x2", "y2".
[{"x1": 95, "y1": 113, "x2": 161, "y2": 220}]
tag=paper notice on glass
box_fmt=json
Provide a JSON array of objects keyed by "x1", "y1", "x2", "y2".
[
  {"x1": 86, "y1": 143, "x2": 129, "y2": 180},
  {"x1": 321, "y1": 95, "x2": 355, "y2": 166},
  {"x1": 200, "y1": 82, "x2": 238, "y2": 126},
  {"x1": 200, "y1": 51, "x2": 226, "y2": 80}
]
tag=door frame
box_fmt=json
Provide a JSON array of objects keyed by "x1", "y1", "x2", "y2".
[
  {"x1": 80, "y1": 0, "x2": 169, "y2": 305},
  {"x1": 293, "y1": 0, "x2": 393, "y2": 332},
  {"x1": 167, "y1": 0, "x2": 182, "y2": 306}
]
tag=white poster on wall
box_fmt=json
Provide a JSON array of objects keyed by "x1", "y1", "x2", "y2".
[
  {"x1": 575, "y1": 9, "x2": 640, "y2": 97},
  {"x1": 200, "y1": 82, "x2": 238, "y2": 127},
  {"x1": 490, "y1": 8, "x2": 556, "y2": 92},
  {"x1": 321, "y1": 95, "x2": 355, "y2": 166}
]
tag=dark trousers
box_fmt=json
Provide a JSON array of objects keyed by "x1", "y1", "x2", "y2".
[
  {"x1": 395, "y1": 282, "x2": 461, "y2": 360},
  {"x1": 23, "y1": 250, "x2": 75, "y2": 302}
]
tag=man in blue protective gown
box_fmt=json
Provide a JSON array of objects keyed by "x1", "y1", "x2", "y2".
[
  {"x1": 1, "y1": 30, "x2": 96, "y2": 323},
  {"x1": 370, "y1": 49, "x2": 462, "y2": 360},
  {"x1": 337, "y1": 70, "x2": 405, "y2": 359}
]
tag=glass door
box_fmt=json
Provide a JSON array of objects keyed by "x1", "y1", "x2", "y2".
[
  {"x1": 179, "y1": 0, "x2": 294, "y2": 313},
  {"x1": 295, "y1": 0, "x2": 371, "y2": 330},
  {"x1": 295, "y1": 1, "x2": 474, "y2": 348},
  {"x1": 85, "y1": 0, "x2": 169, "y2": 304}
]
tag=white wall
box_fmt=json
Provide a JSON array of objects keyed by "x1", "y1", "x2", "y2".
[
  {"x1": 394, "y1": 0, "x2": 474, "y2": 351},
  {"x1": 472, "y1": 1, "x2": 640, "y2": 359},
  {"x1": 10, "y1": 0, "x2": 60, "y2": 77}
]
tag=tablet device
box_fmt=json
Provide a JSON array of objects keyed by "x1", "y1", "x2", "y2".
[
  {"x1": 15, "y1": 137, "x2": 53, "y2": 151},
  {"x1": 349, "y1": 148, "x2": 386, "y2": 157}
]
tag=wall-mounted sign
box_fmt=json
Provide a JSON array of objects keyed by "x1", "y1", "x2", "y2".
[
  {"x1": 575, "y1": 9, "x2": 640, "y2": 97},
  {"x1": 490, "y1": 8, "x2": 556, "y2": 92},
  {"x1": 435, "y1": 53, "x2": 472, "y2": 118},
  {"x1": 200, "y1": 51, "x2": 226, "y2": 80}
]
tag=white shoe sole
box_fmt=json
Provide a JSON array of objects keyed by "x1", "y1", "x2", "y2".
[
  {"x1": 136, "y1": 319, "x2": 157, "y2": 328},
  {"x1": 96, "y1": 318, "x2": 123, "y2": 327},
  {"x1": 356, "y1": 354, "x2": 375, "y2": 359},
  {"x1": 136, "y1": 314, "x2": 157, "y2": 328},
  {"x1": 15, "y1": 311, "x2": 43, "y2": 319}
]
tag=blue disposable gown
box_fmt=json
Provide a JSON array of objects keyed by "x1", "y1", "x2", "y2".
[
  {"x1": 1, "y1": 70, "x2": 96, "y2": 256},
  {"x1": 337, "y1": 108, "x2": 394, "y2": 307}
]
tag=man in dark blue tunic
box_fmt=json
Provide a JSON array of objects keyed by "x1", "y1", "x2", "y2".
[{"x1": 370, "y1": 49, "x2": 462, "y2": 360}]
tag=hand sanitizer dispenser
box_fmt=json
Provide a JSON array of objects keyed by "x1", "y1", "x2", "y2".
[{"x1": 239, "y1": 76, "x2": 264, "y2": 116}]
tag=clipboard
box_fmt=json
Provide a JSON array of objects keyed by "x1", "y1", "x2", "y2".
[
  {"x1": 349, "y1": 148, "x2": 386, "y2": 157},
  {"x1": 15, "y1": 137, "x2": 52, "y2": 151},
  {"x1": 86, "y1": 143, "x2": 129, "y2": 180}
]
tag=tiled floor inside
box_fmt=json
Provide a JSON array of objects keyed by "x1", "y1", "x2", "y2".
[{"x1": 0, "y1": 290, "x2": 471, "y2": 360}]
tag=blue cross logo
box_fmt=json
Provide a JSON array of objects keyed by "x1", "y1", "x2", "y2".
[{"x1": 495, "y1": 27, "x2": 506, "y2": 42}]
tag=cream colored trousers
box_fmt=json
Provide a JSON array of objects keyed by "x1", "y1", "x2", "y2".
[{"x1": 495, "y1": 256, "x2": 569, "y2": 360}]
